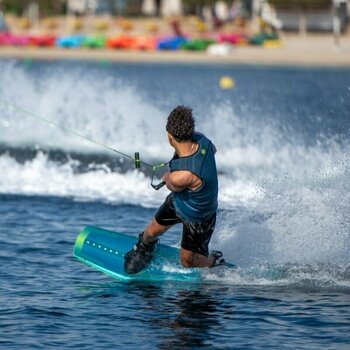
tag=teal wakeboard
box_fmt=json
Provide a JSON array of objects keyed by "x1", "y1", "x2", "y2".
[{"x1": 73, "y1": 225, "x2": 235, "y2": 282}]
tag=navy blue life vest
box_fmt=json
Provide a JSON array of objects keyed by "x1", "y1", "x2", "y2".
[{"x1": 169, "y1": 132, "x2": 218, "y2": 222}]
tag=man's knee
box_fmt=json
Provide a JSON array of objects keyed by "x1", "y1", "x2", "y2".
[
  {"x1": 181, "y1": 258, "x2": 194, "y2": 268},
  {"x1": 180, "y1": 251, "x2": 195, "y2": 268}
]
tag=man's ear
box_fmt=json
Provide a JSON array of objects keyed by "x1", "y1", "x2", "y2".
[{"x1": 168, "y1": 133, "x2": 174, "y2": 147}]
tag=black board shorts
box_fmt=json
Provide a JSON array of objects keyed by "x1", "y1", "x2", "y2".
[{"x1": 155, "y1": 193, "x2": 216, "y2": 257}]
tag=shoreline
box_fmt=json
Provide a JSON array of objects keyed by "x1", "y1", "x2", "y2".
[{"x1": 1, "y1": 35, "x2": 350, "y2": 67}]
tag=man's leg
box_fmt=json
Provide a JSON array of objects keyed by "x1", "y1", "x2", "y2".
[
  {"x1": 142, "y1": 218, "x2": 172, "y2": 243},
  {"x1": 124, "y1": 218, "x2": 171, "y2": 274},
  {"x1": 124, "y1": 193, "x2": 180, "y2": 274},
  {"x1": 179, "y1": 213, "x2": 225, "y2": 268},
  {"x1": 180, "y1": 247, "x2": 215, "y2": 268}
]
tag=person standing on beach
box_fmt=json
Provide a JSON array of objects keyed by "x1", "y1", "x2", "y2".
[{"x1": 124, "y1": 105, "x2": 225, "y2": 274}]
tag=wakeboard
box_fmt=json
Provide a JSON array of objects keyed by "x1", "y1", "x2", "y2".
[{"x1": 73, "y1": 225, "x2": 235, "y2": 282}]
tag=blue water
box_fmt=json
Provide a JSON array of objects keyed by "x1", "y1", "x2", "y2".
[{"x1": 1, "y1": 59, "x2": 350, "y2": 349}]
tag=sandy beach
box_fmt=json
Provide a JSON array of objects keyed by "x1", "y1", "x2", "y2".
[
  {"x1": 0, "y1": 33, "x2": 349, "y2": 67},
  {"x1": 1, "y1": 13, "x2": 350, "y2": 67}
]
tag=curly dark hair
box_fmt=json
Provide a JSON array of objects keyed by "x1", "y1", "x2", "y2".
[{"x1": 166, "y1": 106, "x2": 195, "y2": 141}]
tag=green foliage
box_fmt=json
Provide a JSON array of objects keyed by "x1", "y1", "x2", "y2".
[
  {"x1": 269, "y1": 0, "x2": 331, "y2": 11},
  {"x1": 1, "y1": 0, "x2": 65, "y2": 16},
  {"x1": 1, "y1": 0, "x2": 23, "y2": 15}
]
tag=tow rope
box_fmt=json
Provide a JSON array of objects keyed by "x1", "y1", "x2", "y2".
[{"x1": 0, "y1": 99, "x2": 167, "y2": 190}]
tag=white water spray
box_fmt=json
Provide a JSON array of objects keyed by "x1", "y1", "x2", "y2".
[{"x1": 1, "y1": 62, "x2": 349, "y2": 279}]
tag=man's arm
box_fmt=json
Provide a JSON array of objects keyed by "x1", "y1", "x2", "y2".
[{"x1": 163, "y1": 171, "x2": 202, "y2": 192}]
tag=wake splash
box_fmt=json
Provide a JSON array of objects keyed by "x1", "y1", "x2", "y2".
[
  {"x1": 1, "y1": 146, "x2": 348, "y2": 289},
  {"x1": 1, "y1": 61, "x2": 349, "y2": 287},
  {"x1": 0, "y1": 61, "x2": 169, "y2": 158},
  {"x1": 203, "y1": 263, "x2": 350, "y2": 289},
  {"x1": 0, "y1": 151, "x2": 164, "y2": 207},
  {"x1": 208, "y1": 150, "x2": 350, "y2": 288}
]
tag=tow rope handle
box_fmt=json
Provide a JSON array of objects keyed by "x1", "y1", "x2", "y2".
[
  {"x1": 151, "y1": 181, "x2": 166, "y2": 191},
  {"x1": 134, "y1": 152, "x2": 167, "y2": 191}
]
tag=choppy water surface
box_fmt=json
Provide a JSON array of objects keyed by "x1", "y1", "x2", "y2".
[{"x1": 0, "y1": 59, "x2": 349, "y2": 349}]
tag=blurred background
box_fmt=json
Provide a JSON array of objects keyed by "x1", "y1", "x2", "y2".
[{"x1": 0, "y1": 0, "x2": 349, "y2": 52}]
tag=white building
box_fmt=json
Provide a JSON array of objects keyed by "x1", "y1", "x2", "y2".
[{"x1": 64, "y1": 0, "x2": 349, "y2": 33}]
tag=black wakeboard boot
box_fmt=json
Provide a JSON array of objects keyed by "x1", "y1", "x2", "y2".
[
  {"x1": 210, "y1": 251, "x2": 226, "y2": 267},
  {"x1": 124, "y1": 233, "x2": 158, "y2": 274}
]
